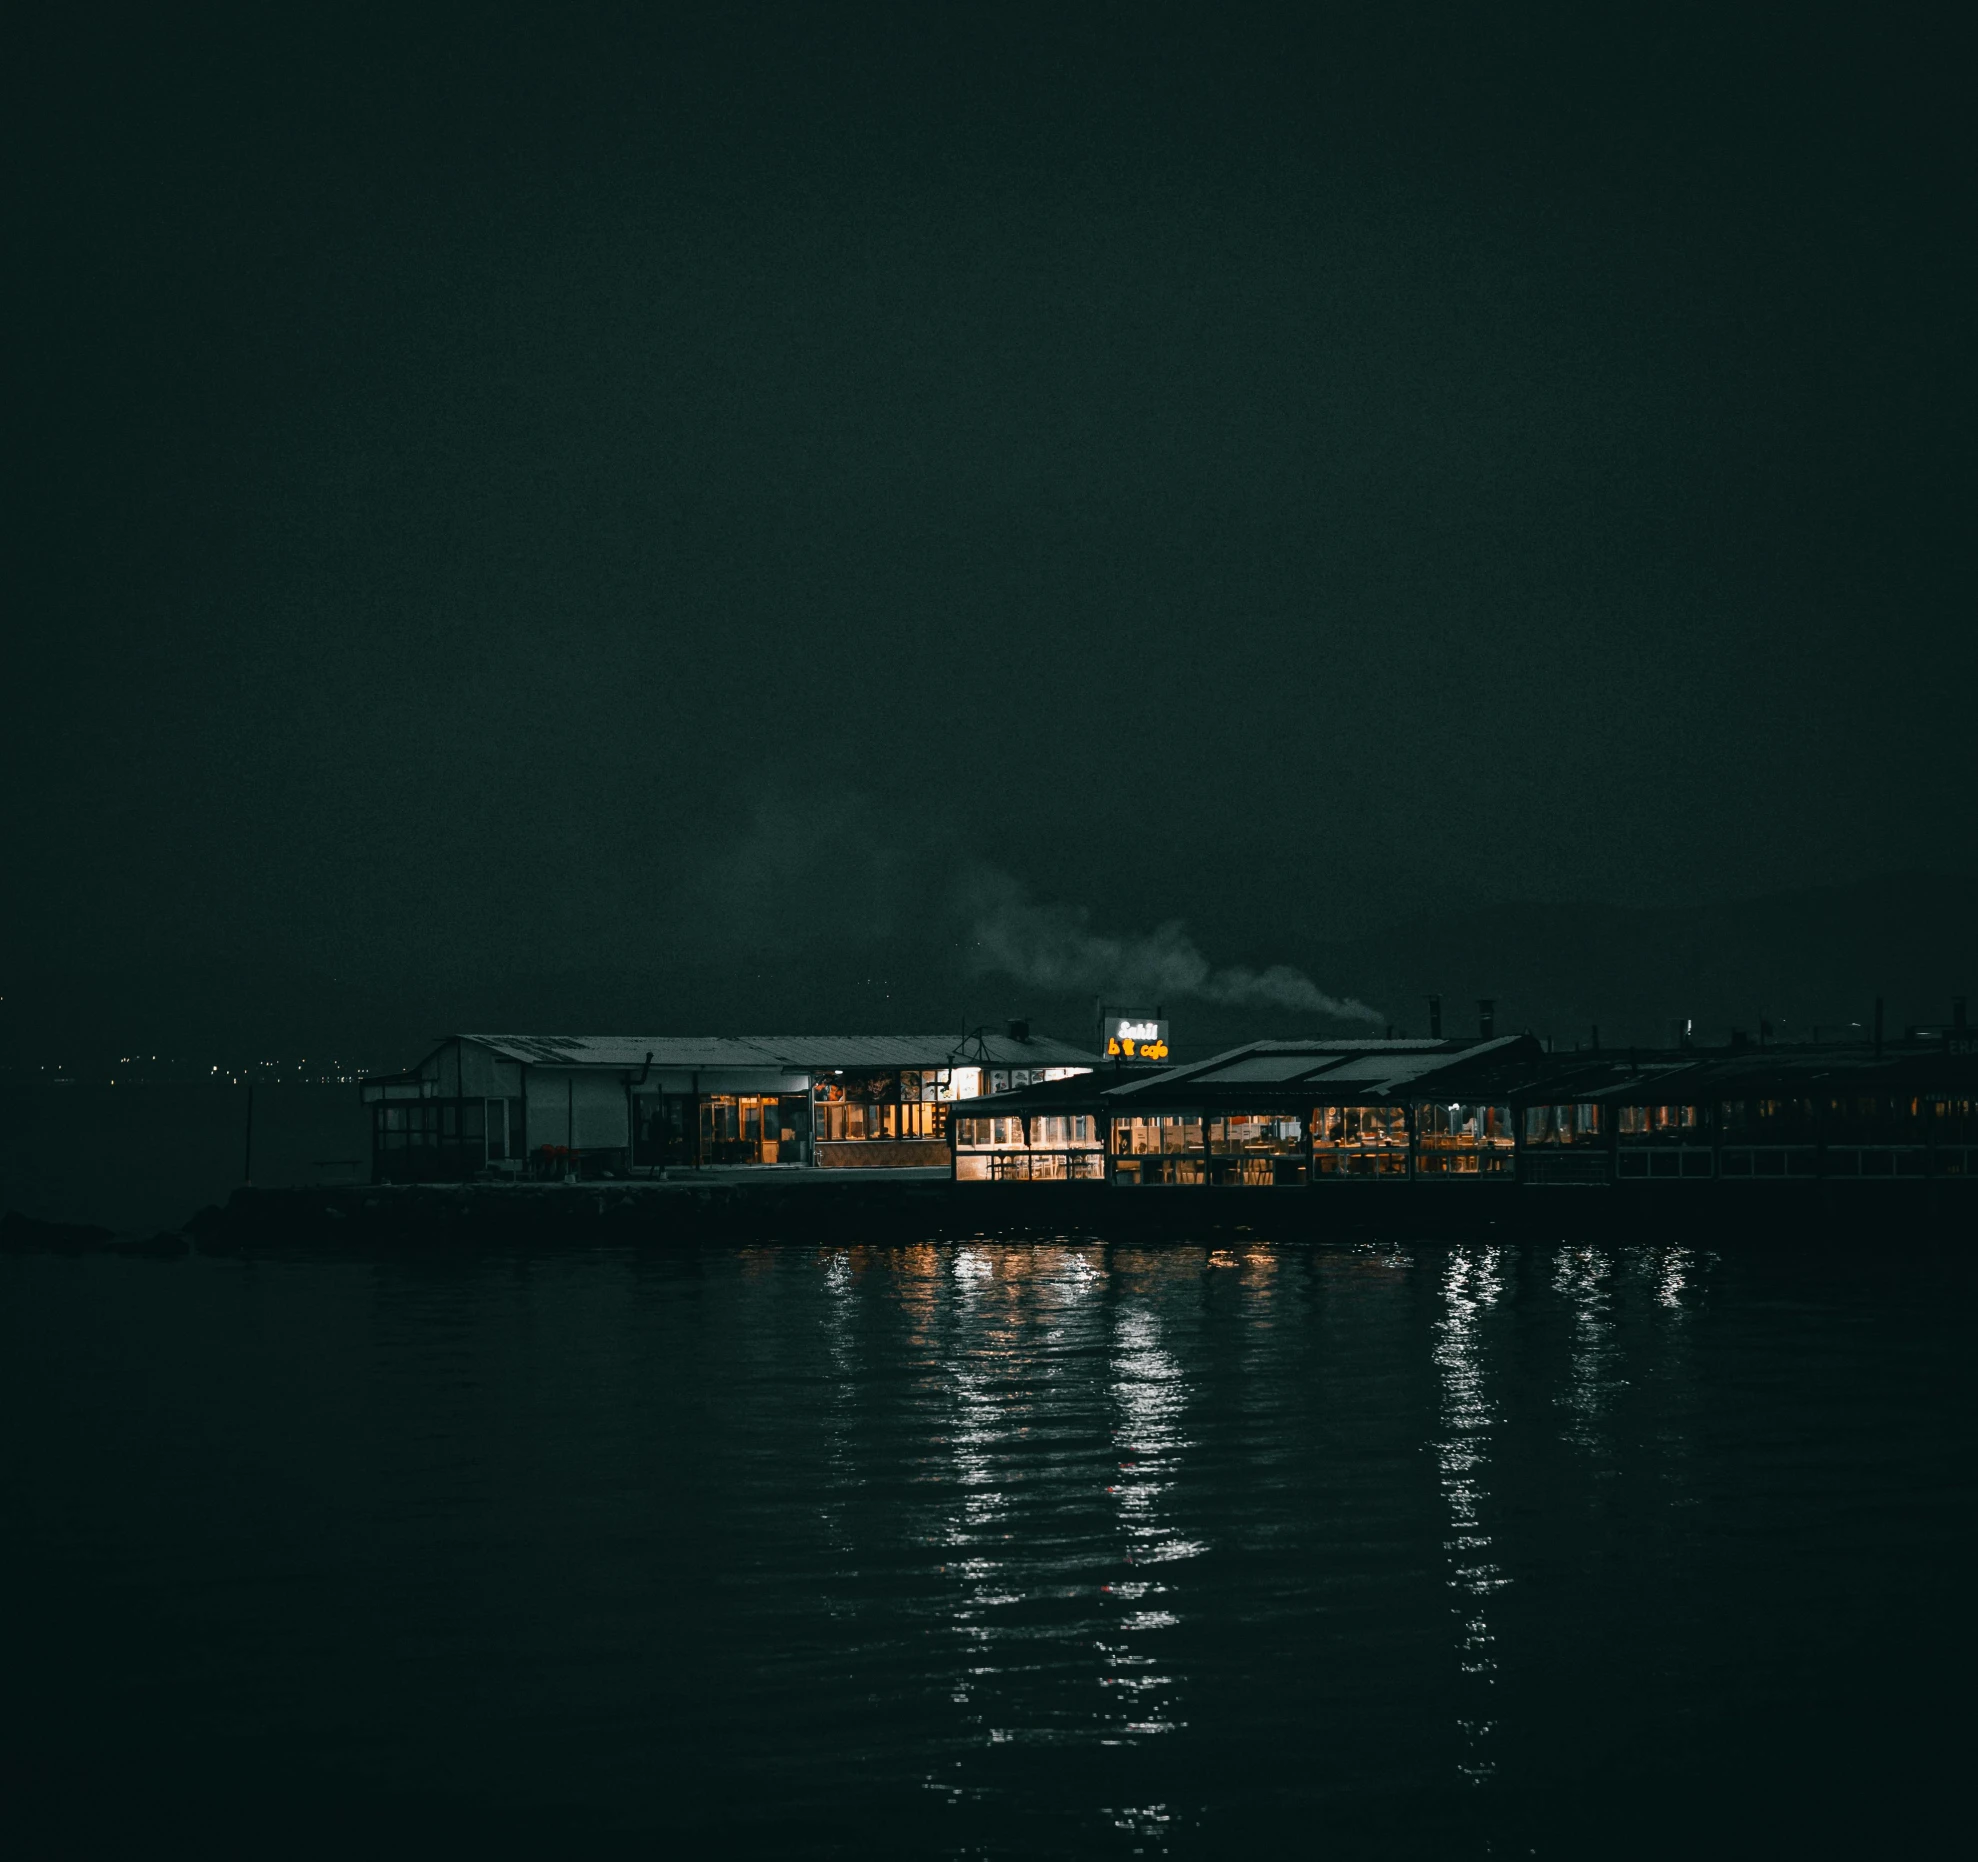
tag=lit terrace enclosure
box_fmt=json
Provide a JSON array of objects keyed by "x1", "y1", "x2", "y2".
[
  {"x1": 1310, "y1": 1104, "x2": 1408, "y2": 1178},
  {"x1": 951, "y1": 1113, "x2": 1104, "y2": 1181},
  {"x1": 1206, "y1": 1113, "x2": 1307, "y2": 1185},
  {"x1": 1109, "y1": 1115, "x2": 1204, "y2": 1185},
  {"x1": 1412, "y1": 1103, "x2": 1516, "y2": 1176},
  {"x1": 1106, "y1": 1113, "x2": 1307, "y2": 1186},
  {"x1": 1523, "y1": 1103, "x2": 1604, "y2": 1145},
  {"x1": 1519, "y1": 1103, "x2": 1610, "y2": 1183}
]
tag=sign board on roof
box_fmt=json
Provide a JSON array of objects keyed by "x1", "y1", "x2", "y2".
[{"x1": 1104, "y1": 1016, "x2": 1170, "y2": 1062}]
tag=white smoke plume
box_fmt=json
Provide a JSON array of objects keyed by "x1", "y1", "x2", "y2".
[{"x1": 960, "y1": 867, "x2": 1383, "y2": 1023}]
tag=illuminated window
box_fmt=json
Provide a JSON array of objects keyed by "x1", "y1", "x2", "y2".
[
  {"x1": 1111, "y1": 1115, "x2": 1202, "y2": 1156},
  {"x1": 1207, "y1": 1113, "x2": 1304, "y2": 1155},
  {"x1": 953, "y1": 1113, "x2": 1099, "y2": 1149},
  {"x1": 815, "y1": 1073, "x2": 949, "y2": 1144},
  {"x1": 1415, "y1": 1104, "x2": 1515, "y2": 1148},
  {"x1": 1523, "y1": 1104, "x2": 1603, "y2": 1145},
  {"x1": 632, "y1": 1091, "x2": 810, "y2": 1166},
  {"x1": 1311, "y1": 1105, "x2": 1406, "y2": 1147},
  {"x1": 1618, "y1": 1105, "x2": 1700, "y2": 1140}
]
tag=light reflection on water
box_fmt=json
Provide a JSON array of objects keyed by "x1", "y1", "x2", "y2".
[
  {"x1": 1555, "y1": 1245, "x2": 1623, "y2": 1459},
  {"x1": 943, "y1": 1245, "x2": 1019, "y2": 1727},
  {"x1": 1656, "y1": 1244, "x2": 1694, "y2": 1311},
  {"x1": 2, "y1": 1234, "x2": 1972, "y2": 1857},
  {"x1": 1101, "y1": 1299, "x2": 1197, "y2": 1743},
  {"x1": 926, "y1": 1244, "x2": 1204, "y2": 1774},
  {"x1": 1433, "y1": 1246, "x2": 1509, "y2": 1786}
]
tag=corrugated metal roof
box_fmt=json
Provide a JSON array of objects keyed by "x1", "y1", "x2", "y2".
[
  {"x1": 1179, "y1": 1038, "x2": 1462, "y2": 1076},
  {"x1": 1242, "y1": 1040, "x2": 1453, "y2": 1054},
  {"x1": 1310, "y1": 1037, "x2": 1527, "y2": 1091},
  {"x1": 454, "y1": 1033, "x2": 1099, "y2": 1072},
  {"x1": 1193, "y1": 1054, "x2": 1335, "y2": 1083},
  {"x1": 952, "y1": 1036, "x2": 1976, "y2": 1117},
  {"x1": 750, "y1": 1033, "x2": 1098, "y2": 1070},
  {"x1": 463, "y1": 1036, "x2": 772, "y2": 1068},
  {"x1": 1307, "y1": 1054, "x2": 1456, "y2": 1085},
  {"x1": 1106, "y1": 1036, "x2": 1522, "y2": 1097}
]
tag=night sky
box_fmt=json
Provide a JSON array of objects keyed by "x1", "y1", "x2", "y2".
[{"x1": 8, "y1": 6, "x2": 1973, "y2": 1052}]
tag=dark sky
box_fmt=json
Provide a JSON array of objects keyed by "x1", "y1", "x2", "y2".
[{"x1": 8, "y1": 5, "x2": 1973, "y2": 1036}]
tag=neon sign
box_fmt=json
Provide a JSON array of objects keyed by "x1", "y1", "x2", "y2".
[{"x1": 1104, "y1": 1017, "x2": 1170, "y2": 1062}]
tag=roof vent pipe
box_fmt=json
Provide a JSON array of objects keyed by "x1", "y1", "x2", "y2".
[
  {"x1": 1478, "y1": 999, "x2": 1495, "y2": 1041},
  {"x1": 1427, "y1": 995, "x2": 1442, "y2": 1040}
]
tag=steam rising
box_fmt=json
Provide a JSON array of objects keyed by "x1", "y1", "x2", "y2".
[
  {"x1": 961, "y1": 867, "x2": 1383, "y2": 1023},
  {"x1": 688, "y1": 803, "x2": 1385, "y2": 1027}
]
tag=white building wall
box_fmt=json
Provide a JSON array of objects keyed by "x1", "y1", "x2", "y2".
[
  {"x1": 456, "y1": 1043, "x2": 524, "y2": 1098},
  {"x1": 640, "y1": 1068, "x2": 810, "y2": 1095},
  {"x1": 524, "y1": 1070, "x2": 631, "y2": 1153}
]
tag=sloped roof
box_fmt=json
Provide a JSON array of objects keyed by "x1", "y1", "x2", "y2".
[
  {"x1": 1305, "y1": 1039, "x2": 1526, "y2": 1089},
  {"x1": 1108, "y1": 1036, "x2": 1526, "y2": 1097},
  {"x1": 747, "y1": 1032, "x2": 1099, "y2": 1070},
  {"x1": 460, "y1": 1036, "x2": 755, "y2": 1068},
  {"x1": 453, "y1": 1032, "x2": 1099, "y2": 1072},
  {"x1": 946, "y1": 1035, "x2": 1978, "y2": 1118},
  {"x1": 1196, "y1": 1053, "x2": 1338, "y2": 1083}
]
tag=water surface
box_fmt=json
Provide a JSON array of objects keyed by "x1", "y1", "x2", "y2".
[{"x1": 3, "y1": 1233, "x2": 1970, "y2": 1855}]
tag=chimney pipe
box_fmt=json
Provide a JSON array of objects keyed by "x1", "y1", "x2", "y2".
[
  {"x1": 1873, "y1": 997, "x2": 1883, "y2": 1059},
  {"x1": 1478, "y1": 998, "x2": 1495, "y2": 1041},
  {"x1": 1427, "y1": 995, "x2": 1442, "y2": 1040}
]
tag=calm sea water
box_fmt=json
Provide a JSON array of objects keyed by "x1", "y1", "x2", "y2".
[{"x1": 3, "y1": 1233, "x2": 1971, "y2": 1857}]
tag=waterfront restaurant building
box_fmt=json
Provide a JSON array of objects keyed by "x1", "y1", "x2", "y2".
[
  {"x1": 360, "y1": 1029, "x2": 1097, "y2": 1181},
  {"x1": 952, "y1": 1037, "x2": 1528, "y2": 1184},
  {"x1": 950, "y1": 1030, "x2": 1978, "y2": 1187}
]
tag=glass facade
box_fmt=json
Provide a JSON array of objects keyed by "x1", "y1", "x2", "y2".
[
  {"x1": 813, "y1": 1070, "x2": 950, "y2": 1149},
  {"x1": 1412, "y1": 1102, "x2": 1515, "y2": 1176},
  {"x1": 1523, "y1": 1103, "x2": 1603, "y2": 1145},
  {"x1": 628, "y1": 1063, "x2": 1100, "y2": 1172},
  {"x1": 1110, "y1": 1114, "x2": 1203, "y2": 1186},
  {"x1": 952, "y1": 1109, "x2": 1103, "y2": 1181},
  {"x1": 1206, "y1": 1113, "x2": 1306, "y2": 1186},
  {"x1": 633, "y1": 1092, "x2": 812, "y2": 1166},
  {"x1": 947, "y1": 1073, "x2": 1978, "y2": 1192},
  {"x1": 373, "y1": 1097, "x2": 517, "y2": 1180},
  {"x1": 1112, "y1": 1115, "x2": 1203, "y2": 1156},
  {"x1": 1310, "y1": 1104, "x2": 1409, "y2": 1178},
  {"x1": 954, "y1": 1149, "x2": 1106, "y2": 1182},
  {"x1": 1617, "y1": 1105, "x2": 1701, "y2": 1140},
  {"x1": 953, "y1": 1114, "x2": 1099, "y2": 1148}
]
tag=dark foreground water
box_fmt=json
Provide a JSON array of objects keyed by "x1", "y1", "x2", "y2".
[{"x1": 3, "y1": 1234, "x2": 1972, "y2": 1857}]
